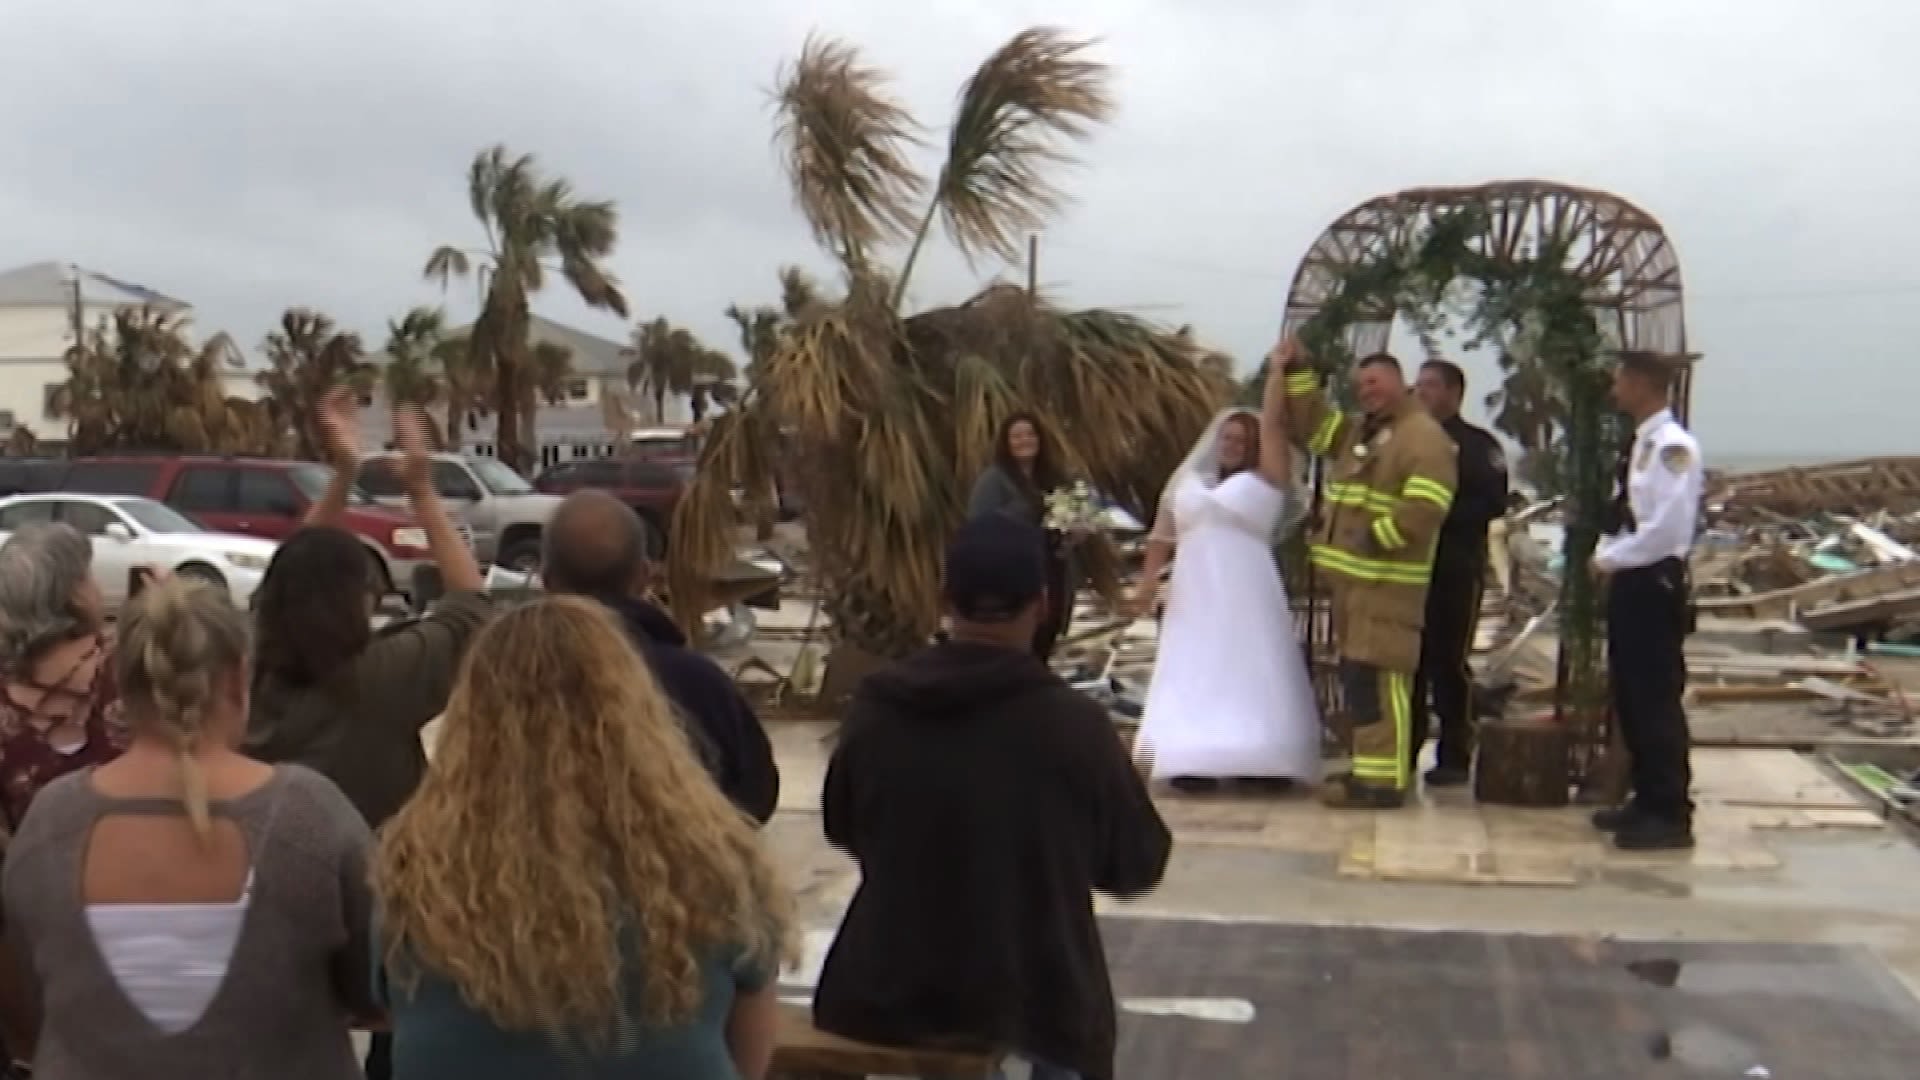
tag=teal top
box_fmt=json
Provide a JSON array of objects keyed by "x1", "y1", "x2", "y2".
[{"x1": 374, "y1": 921, "x2": 774, "y2": 1080}]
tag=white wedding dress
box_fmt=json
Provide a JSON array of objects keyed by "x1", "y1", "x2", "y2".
[{"x1": 1135, "y1": 470, "x2": 1322, "y2": 782}]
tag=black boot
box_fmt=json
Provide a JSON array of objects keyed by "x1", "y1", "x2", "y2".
[
  {"x1": 1591, "y1": 803, "x2": 1641, "y2": 832},
  {"x1": 1613, "y1": 816, "x2": 1695, "y2": 851}
]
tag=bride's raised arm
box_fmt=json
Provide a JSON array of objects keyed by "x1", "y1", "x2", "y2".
[{"x1": 1256, "y1": 337, "x2": 1296, "y2": 486}]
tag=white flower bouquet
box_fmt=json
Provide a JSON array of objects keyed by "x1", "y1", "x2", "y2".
[{"x1": 1043, "y1": 480, "x2": 1101, "y2": 534}]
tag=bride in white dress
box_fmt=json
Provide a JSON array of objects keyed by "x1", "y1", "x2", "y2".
[{"x1": 1127, "y1": 357, "x2": 1321, "y2": 790}]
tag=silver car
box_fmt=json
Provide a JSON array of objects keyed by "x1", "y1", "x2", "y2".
[{"x1": 356, "y1": 453, "x2": 562, "y2": 572}]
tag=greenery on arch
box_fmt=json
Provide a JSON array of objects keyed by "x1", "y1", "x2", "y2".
[{"x1": 1280, "y1": 205, "x2": 1631, "y2": 718}]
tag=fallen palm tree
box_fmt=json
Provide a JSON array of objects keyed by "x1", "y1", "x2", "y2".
[{"x1": 668, "y1": 28, "x2": 1228, "y2": 695}]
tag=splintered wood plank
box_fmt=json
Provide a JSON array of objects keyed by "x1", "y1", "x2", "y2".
[
  {"x1": 1691, "y1": 749, "x2": 1867, "y2": 811},
  {"x1": 1336, "y1": 823, "x2": 1377, "y2": 879},
  {"x1": 1800, "y1": 807, "x2": 1886, "y2": 829}
]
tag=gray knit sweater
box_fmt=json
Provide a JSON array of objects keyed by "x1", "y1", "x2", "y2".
[{"x1": 2, "y1": 765, "x2": 375, "y2": 1079}]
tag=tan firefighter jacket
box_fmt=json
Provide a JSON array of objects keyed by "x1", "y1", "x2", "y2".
[{"x1": 1283, "y1": 364, "x2": 1459, "y2": 673}]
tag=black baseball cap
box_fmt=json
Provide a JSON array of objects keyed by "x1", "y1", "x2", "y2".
[{"x1": 943, "y1": 514, "x2": 1047, "y2": 623}]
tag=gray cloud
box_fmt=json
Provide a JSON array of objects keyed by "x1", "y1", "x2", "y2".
[{"x1": 1, "y1": 0, "x2": 1914, "y2": 461}]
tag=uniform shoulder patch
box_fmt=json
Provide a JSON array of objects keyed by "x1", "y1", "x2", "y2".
[{"x1": 1659, "y1": 443, "x2": 1693, "y2": 474}]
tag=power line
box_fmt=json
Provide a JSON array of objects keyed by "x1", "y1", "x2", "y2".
[{"x1": 1040, "y1": 237, "x2": 1920, "y2": 303}]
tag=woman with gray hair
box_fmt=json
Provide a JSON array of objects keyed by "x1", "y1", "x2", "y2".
[{"x1": 0, "y1": 523, "x2": 128, "y2": 832}]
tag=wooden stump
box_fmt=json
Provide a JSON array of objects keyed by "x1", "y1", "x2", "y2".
[
  {"x1": 1473, "y1": 716, "x2": 1572, "y2": 807},
  {"x1": 816, "y1": 644, "x2": 890, "y2": 714},
  {"x1": 772, "y1": 1003, "x2": 997, "y2": 1079}
]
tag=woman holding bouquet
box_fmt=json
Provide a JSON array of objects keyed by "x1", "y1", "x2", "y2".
[
  {"x1": 1124, "y1": 340, "x2": 1321, "y2": 792},
  {"x1": 967, "y1": 413, "x2": 1085, "y2": 660}
]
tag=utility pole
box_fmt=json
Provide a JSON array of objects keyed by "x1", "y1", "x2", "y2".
[
  {"x1": 65, "y1": 263, "x2": 83, "y2": 347},
  {"x1": 1026, "y1": 235, "x2": 1038, "y2": 297}
]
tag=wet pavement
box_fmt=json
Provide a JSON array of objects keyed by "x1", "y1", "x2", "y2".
[
  {"x1": 759, "y1": 721, "x2": 1920, "y2": 1078},
  {"x1": 1100, "y1": 920, "x2": 1920, "y2": 1079}
]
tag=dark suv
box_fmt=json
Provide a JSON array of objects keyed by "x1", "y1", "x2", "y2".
[
  {"x1": 19, "y1": 456, "x2": 439, "y2": 597},
  {"x1": 532, "y1": 456, "x2": 691, "y2": 556}
]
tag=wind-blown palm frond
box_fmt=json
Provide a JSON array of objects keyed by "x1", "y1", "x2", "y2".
[
  {"x1": 671, "y1": 279, "x2": 1229, "y2": 655},
  {"x1": 56, "y1": 307, "x2": 279, "y2": 456},
  {"x1": 672, "y1": 28, "x2": 1214, "y2": 664},
  {"x1": 259, "y1": 309, "x2": 371, "y2": 459},
  {"x1": 930, "y1": 28, "x2": 1112, "y2": 269},
  {"x1": 383, "y1": 306, "x2": 448, "y2": 412},
  {"x1": 774, "y1": 35, "x2": 925, "y2": 262},
  {"x1": 425, "y1": 144, "x2": 627, "y2": 470}
]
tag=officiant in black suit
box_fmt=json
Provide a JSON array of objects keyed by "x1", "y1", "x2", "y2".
[{"x1": 1410, "y1": 359, "x2": 1509, "y2": 786}]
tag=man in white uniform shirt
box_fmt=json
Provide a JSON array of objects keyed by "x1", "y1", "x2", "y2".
[{"x1": 1589, "y1": 351, "x2": 1704, "y2": 851}]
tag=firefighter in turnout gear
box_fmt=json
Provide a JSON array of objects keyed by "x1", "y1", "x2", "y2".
[
  {"x1": 1589, "y1": 350, "x2": 1704, "y2": 851},
  {"x1": 1280, "y1": 341, "x2": 1459, "y2": 808}
]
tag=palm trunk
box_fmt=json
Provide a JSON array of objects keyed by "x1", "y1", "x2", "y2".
[
  {"x1": 487, "y1": 297, "x2": 532, "y2": 473},
  {"x1": 886, "y1": 198, "x2": 943, "y2": 313}
]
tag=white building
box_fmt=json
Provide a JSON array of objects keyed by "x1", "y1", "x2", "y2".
[
  {"x1": 0, "y1": 261, "x2": 264, "y2": 451},
  {"x1": 359, "y1": 313, "x2": 695, "y2": 469}
]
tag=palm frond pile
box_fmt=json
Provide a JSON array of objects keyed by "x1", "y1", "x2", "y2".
[{"x1": 669, "y1": 27, "x2": 1230, "y2": 661}]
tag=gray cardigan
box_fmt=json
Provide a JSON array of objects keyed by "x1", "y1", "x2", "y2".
[
  {"x1": 2, "y1": 765, "x2": 375, "y2": 1079},
  {"x1": 967, "y1": 463, "x2": 1044, "y2": 526},
  {"x1": 967, "y1": 465, "x2": 1081, "y2": 591}
]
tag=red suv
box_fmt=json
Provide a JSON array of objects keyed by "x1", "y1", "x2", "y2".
[
  {"x1": 60, "y1": 456, "x2": 439, "y2": 597},
  {"x1": 531, "y1": 456, "x2": 690, "y2": 556}
]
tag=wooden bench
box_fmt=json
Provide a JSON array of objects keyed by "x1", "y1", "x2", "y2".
[{"x1": 772, "y1": 1003, "x2": 998, "y2": 1079}]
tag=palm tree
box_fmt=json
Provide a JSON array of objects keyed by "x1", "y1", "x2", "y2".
[
  {"x1": 628, "y1": 318, "x2": 736, "y2": 423},
  {"x1": 432, "y1": 333, "x2": 485, "y2": 445},
  {"x1": 53, "y1": 307, "x2": 273, "y2": 455},
  {"x1": 258, "y1": 309, "x2": 372, "y2": 460},
  {"x1": 669, "y1": 29, "x2": 1228, "y2": 667},
  {"x1": 725, "y1": 265, "x2": 822, "y2": 383},
  {"x1": 424, "y1": 145, "x2": 628, "y2": 473},
  {"x1": 382, "y1": 306, "x2": 448, "y2": 409}
]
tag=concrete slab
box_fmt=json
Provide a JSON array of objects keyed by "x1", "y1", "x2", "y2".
[{"x1": 764, "y1": 719, "x2": 1920, "y2": 1066}]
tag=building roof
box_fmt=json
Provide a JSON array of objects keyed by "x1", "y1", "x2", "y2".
[
  {"x1": 0, "y1": 261, "x2": 190, "y2": 311},
  {"x1": 444, "y1": 313, "x2": 632, "y2": 376}
]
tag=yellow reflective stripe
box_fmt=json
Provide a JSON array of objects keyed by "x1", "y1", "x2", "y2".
[
  {"x1": 1353, "y1": 760, "x2": 1400, "y2": 779},
  {"x1": 1307, "y1": 412, "x2": 1344, "y2": 455},
  {"x1": 1325, "y1": 482, "x2": 1397, "y2": 512},
  {"x1": 1388, "y1": 670, "x2": 1412, "y2": 790},
  {"x1": 1402, "y1": 474, "x2": 1454, "y2": 510},
  {"x1": 1310, "y1": 545, "x2": 1431, "y2": 585},
  {"x1": 1371, "y1": 516, "x2": 1406, "y2": 550},
  {"x1": 1284, "y1": 371, "x2": 1318, "y2": 395}
]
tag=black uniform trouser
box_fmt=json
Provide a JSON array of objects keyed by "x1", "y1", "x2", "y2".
[
  {"x1": 1032, "y1": 533, "x2": 1071, "y2": 661},
  {"x1": 365, "y1": 1032, "x2": 392, "y2": 1079},
  {"x1": 1412, "y1": 554, "x2": 1484, "y2": 774},
  {"x1": 1606, "y1": 558, "x2": 1694, "y2": 824}
]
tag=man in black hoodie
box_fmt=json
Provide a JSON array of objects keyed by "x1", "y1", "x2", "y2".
[
  {"x1": 814, "y1": 514, "x2": 1171, "y2": 1080},
  {"x1": 542, "y1": 490, "x2": 779, "y2": 823}
]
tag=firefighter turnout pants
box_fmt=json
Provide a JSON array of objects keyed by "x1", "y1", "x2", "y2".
[
  {"x1": 1606, "y1": 557, "x2": 1695, "y2": 825},
  {"x1": 1340, "y1": 659, "x2": 1414, "y2": 792}
]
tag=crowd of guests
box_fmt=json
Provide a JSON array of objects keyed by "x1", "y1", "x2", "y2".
[{"x1": 0, "y1": 386, "x2": 1166, "y2": 1079}]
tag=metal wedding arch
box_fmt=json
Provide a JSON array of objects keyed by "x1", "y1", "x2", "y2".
[{"x1": 1275, "y1": 179, "x2": 1697, "y2": 789}]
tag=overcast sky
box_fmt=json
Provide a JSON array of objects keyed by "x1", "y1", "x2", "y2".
[{"x1": 2, "y1": 0, "x2": 1913, "y2": 460}]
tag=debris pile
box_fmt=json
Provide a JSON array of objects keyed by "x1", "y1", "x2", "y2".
[{"x1": 1485, "y1": 456, "x2": 1920, "y2": 746}]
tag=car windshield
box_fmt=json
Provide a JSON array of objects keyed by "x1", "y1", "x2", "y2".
[
  {"x1": 469, "y1": 457, "x2": 534, "y2": 495},
  {"x1": 290, "y1": 464, "x2": 377, "y2": 507},
  {"x1": 113, "y1": 498, "x2": 202, "y2": 534}
]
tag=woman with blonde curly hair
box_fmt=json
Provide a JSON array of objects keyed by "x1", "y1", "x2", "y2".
[
  {"x1": 372, "y1": 596, "x2": 794, "y2": 1079},
  {"x1": 3, "y1": 577, "x2": 376, "y2": 1078}
]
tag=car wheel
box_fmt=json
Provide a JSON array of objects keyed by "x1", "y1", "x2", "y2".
[
  {"x1": 175, "y1": 562, "x2": 230, "y2": 602},
  {"x1": 500, "y1": 537, "x2": 543, "y2": 574}
]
